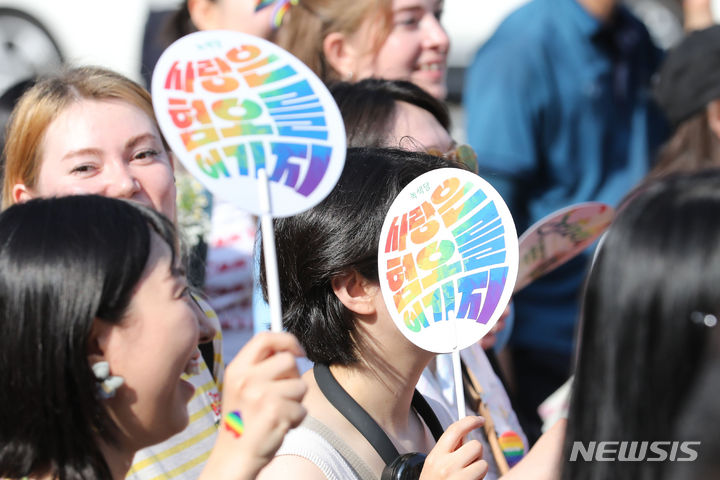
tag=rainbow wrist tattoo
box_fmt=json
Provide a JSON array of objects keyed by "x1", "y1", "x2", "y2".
[{"x1": 224, "y1": 411, "x2": 245, "y2": 438}]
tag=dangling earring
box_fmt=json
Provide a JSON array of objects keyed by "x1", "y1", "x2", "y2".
[
  {"x1": 92, "y1": 361, "x2": 125, "y2": 399},
  {"x1": 345, "y1": 71, "x2": 354, "y2": 82}
]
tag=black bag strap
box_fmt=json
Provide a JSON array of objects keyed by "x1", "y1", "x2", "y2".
[
  {"x1": 411, "y1": 390, "x2": 445, "y2": 443},
  {"x1": 314, "y1": 363, "x2": 444, "y2": 466}
]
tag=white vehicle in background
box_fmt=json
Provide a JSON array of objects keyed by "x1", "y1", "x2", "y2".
[{"x1": 0, "y1": 0, "x2": 181, "y2": 95}]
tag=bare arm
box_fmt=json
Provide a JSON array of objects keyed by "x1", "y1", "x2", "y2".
[
  {"x1": 256, "y1": 454, "x2": 329, "y2": 480},
  {"x1": 199, "y1": 332, "x2": 308, "y2": 480},
  {"x1": 500, "y1": 418, "x2": 566, "y2": 480}
]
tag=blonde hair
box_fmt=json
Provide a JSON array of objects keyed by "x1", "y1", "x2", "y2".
[
  {"x1": 1, "y1": 66, "x2": 166, "y2": 209},
  {"x1": 275, "y1": 0, "x2": 392, "y2": 83}
]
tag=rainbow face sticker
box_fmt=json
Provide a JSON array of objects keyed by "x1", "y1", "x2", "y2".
[
  {"x1": 378, "y1": 168, "x2": 518, "y2": 353},
  {"x1": 151, "y1": 30, "x2": 346, "y2": 217},
  {"x1": 515, "y1": 202, "x2": 614, "y2": 292}
]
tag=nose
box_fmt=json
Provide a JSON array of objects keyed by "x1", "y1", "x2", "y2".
[
  {"x1": 190, "y1": 294, "x2": 219, "y2": 345},
  {"x1": 106, "y1": 161, "x2": 141, "y2": 199},
  {"x1": 424, "y1": 15, "x2": 450, "y2": 54}
]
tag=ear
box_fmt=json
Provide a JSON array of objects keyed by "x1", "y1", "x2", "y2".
[
  {"x1": 331, "y1": 271, "x2": 378, "y2": 316},
  {"x1": 322, "y1": 32, "x2": 359, "y2": 81},
  {"x1": 707, "y1": 99, "x2": 720, "y2": 140},
  {"x1": 187, "y1": 0, "x2": 220, "y2": 31},
  {"x1": 87, "y1": 318, "x2": 113, "y2": 367},
  {"x1": 12, "y1": 183, "x2": 34, "y2": 204}
]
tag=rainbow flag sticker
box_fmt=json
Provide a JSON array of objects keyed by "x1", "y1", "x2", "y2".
[{"x1": 499, "y1": 430, "x2": 525, "y2": 467}]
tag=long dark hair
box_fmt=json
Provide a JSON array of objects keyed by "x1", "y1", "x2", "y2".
[
  {"x1": 260, "y1": 147, "x2": 458, "y2": 365},
  {"x1": 664, "y1": 326, "x2": 720, "y2": 480},
  {"x1": 162, "y1": 0, "x2": 198, "y2": 45},
  {"x1": 330, "y1": 78, "x2": 450, "y2": 149},
  {"x1": 649, "y1": 111, "x2": 720, "y2": 179},
  {"x1": 563, "y1": 170, "x2": 720, "y2": 480},
  {"x1": 0, "y1": 195, "x2": 177, "y2": 480}
]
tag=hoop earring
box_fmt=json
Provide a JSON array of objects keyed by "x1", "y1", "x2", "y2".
[{"x1": 92, "y1": 361, "x2": 125, "y2": 399}]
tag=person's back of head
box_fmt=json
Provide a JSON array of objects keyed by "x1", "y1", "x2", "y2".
[
  {"x1": 330, "y1": 78, "x2": 450, "y2": 148},
  {"x1": 563, "y1": 169, "x2": 720, "y2": 480},
  {"x1": 260, "y1": 147, "x2": 457, "y2": 365},
  {"x1": 651, "y1": 26, "x2": 720, "y2": 179},
  {"x1": 0, "y1": 195, "x2": 176, "y2": 480}
]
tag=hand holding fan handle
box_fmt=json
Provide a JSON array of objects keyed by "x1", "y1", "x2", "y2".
[{"x1": 258, "y1": 168, "x2": 283, "y2": 333}]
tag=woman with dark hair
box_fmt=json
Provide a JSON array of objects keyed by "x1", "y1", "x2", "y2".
[
  {"x1": 257, "y1": 148, "x2": 488, "y2": 479},
  {"x1": 665, "y1": 325, "x2": 720, "y2": 480},
  {"x1": 328, "y1": 80, "x2": 570, "y2": 480},
  {"x1": 0, "y1": 195, "x2": 307, "y2": 480},
  {"x1": 562, "y1": 170, "x2": 720, "y2": 480},
  {"x1": 2, "y1": 66, "x2": 224, "y2": 478},
  {"x1": 329, "y1": 78, "x2": 450, "y2": 150},
  {"x1": 165, "y1": 0, "x2": 279, "y2": 43}
]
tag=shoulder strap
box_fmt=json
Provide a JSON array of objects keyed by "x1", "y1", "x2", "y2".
[
  {"x1": 314, "y1": 363, "x2": 400, "y2": 465},
  {"x1": 302, "y1": 415, "x2": 378, "y2": 480},
  {"x1": 313, "y1": 363, "x2": 445, "y2": 466},
  {"x1": 410, "y1": 390, "x2": 444, "y2": 441}
]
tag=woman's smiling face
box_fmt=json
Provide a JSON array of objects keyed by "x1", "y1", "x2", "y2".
[
  {"x1": 348, "y1": 0, "x2": 449, "y2": 99},
  {"x1": 13, "y1": 98, "x2": 177, "y2": 219},
  {"x1": 100, "y1": 233, "x2": 201, "y2": 449}
]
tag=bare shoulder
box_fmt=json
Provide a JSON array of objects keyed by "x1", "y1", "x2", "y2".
[{"x1": 257, "y1": 455, "x2": 329, "y2": 480}]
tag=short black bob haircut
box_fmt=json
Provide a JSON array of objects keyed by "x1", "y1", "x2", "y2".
[
  {"x1": 261, "y1": 147, "x2": 461, "y2": 365},
  {"x1": 0, "y1": 195, "x2": 177, "y2": 480},
  {"x1": 329, "y1": 78, "x2": 451, "y2": 149},
  {"x1": 563, "y1": 169, "x2": 720, "y2": 480}
]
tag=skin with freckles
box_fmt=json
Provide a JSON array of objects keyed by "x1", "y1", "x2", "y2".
[{"x1": 12, "y1": 99, "x2": 177, "y2": 220}]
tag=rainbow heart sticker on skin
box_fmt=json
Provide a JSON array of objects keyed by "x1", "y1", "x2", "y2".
[
  {"x1": 378, "y1": 168, "x2": 518, "y2": 353},
  {"x1": 499, "y1": 430, "x2": 525, "y2": 467}
]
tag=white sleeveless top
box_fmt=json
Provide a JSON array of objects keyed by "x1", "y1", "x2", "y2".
[{"x1": 276, "y1": 425, "x2": 360, "y2": 480}]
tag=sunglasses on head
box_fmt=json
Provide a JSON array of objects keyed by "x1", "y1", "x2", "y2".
[{"x1": 427, "y1": 143, "x2": 478, "y2": 173}]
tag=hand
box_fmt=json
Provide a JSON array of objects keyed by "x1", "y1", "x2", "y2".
[
  {"x1": 200, "y1": 331, "x2": 308, "y2": 480},
  {"x1": 420, "y1": 416, "x2": 489, "y2": 480}
]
